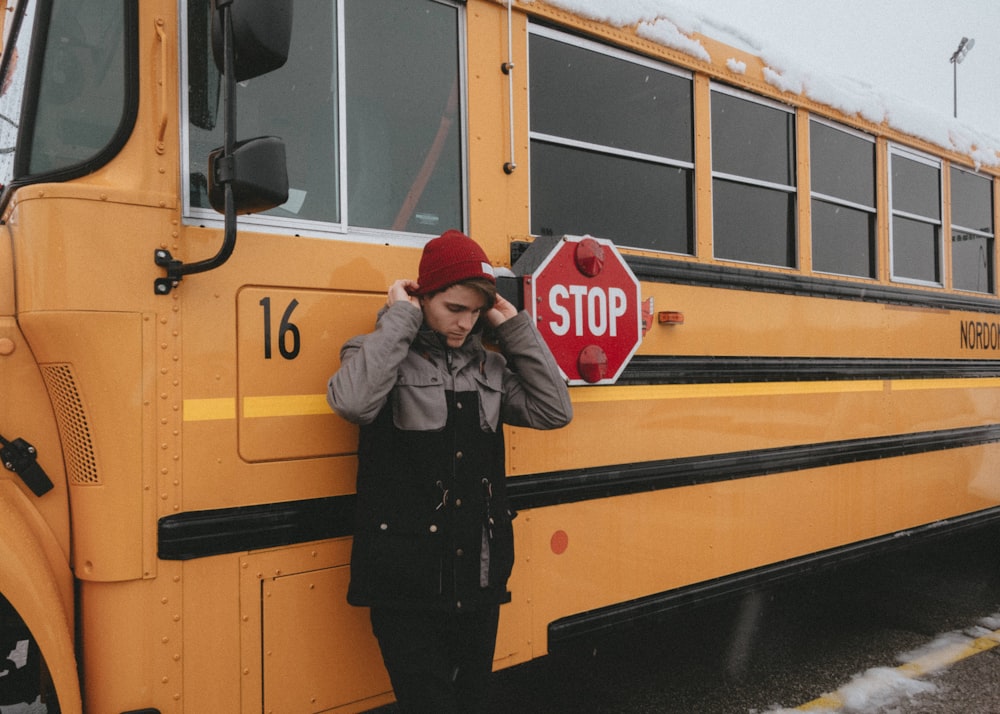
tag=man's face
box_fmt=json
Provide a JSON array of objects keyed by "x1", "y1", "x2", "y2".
[{"x1": 421, "y1": 284, "x2": 486, "y2": 348}]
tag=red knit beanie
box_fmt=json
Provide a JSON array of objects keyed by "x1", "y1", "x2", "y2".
[{"x1": 414, "y1": 230, "x2": 496, "y2": 296}]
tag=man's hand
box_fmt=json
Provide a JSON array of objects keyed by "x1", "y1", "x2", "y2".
[
  {"x1": 387, "y1": 279, "x2": 421, "y2": 308},
  {"x1": 486, "y1": 293, "x2": 518, "y2": 326}
]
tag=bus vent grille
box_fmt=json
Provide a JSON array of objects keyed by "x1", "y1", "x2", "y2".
[{"x1": 40, "y1": 364, "x2": 100, "y2": 486}]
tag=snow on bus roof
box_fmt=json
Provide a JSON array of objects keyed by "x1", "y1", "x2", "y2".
[{"x1": 523, "y1": 0, "x2": 1000, "y2": 168}]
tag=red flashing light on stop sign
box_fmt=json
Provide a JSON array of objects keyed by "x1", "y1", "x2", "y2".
[{"x1": 574, "y1": 237, "x2": 605, "y2": 277}]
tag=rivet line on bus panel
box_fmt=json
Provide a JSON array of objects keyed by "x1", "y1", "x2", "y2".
[{"x1": 154, "y1": 290, "x2": 184, "y2": 704}]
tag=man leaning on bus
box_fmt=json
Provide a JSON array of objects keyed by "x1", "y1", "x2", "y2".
[{"x1": 327, "y1": 229, "x2": 573, "y2": 713}]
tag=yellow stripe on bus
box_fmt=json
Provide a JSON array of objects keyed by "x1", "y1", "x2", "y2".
[
  {"x1": 572, "y1": 376, "x2": 1000, "y2": 403},
  {"x1": 569, "y1": 380, "x2": 885, "y2": 403},
  {"x1": 181, "y1": 377, "x2": 1000, "y2": 421},
  {"x1": 243, "y1": 394, "x2": 332, "y2": 418},
  {"x1": 183, "y1": 397, "x2": 237, "y2": 421},
  {"x1": 891, "y1": 377, "x2": 1000, "y2": 391},
  {"x1": 183, "y1": 395, "x2": 332, "y2": 421}
]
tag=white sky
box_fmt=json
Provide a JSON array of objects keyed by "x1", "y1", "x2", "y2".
[{"x1": 685, "y1": 0, "x2": 1000, "y2": 137}]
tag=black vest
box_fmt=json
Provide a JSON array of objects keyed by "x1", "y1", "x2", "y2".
[{"x1": 347, "y1": 390, "x2": 514, "y2": 611}]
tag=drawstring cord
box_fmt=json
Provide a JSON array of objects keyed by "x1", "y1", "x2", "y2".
[{"x1": 482, "y1": 478, "x2": 495, "y2": 541}]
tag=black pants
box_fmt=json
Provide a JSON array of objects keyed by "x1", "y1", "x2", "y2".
[{"x1": 370, "y1": 605, "x2": 501, "y2": 714}]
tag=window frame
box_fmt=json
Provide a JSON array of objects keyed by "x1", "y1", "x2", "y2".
[
  {"x1": 527, "y1": 23, "x2": 695, "y2": 256},
  {"x1": 950, "y1": 163, "x2": 996, "y2": 295},
  {"x1": 888, "y1": 143, "x2": 943, "y2": 287},
  {"x1": 709, "y1": 83, "x2": 798, "y2": 269},
  {"x1": 808, "y1": 117, "x2": 877, "y2": 279},
  {"x1": 179, "y1": 0, "x2": 469, "y2": 246}
]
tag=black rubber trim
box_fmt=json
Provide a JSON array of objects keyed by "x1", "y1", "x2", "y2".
[
  {"x1": 631, "y1": 252, "x2": 1000, "y2": 314},
  {"x1": 158, "y1": 495, "x2": 356, "y2": 561},
  {"x1": 618, "y1": 355, "x2": 1000, "y2": 385},
  {"x1": 510, "y1": 242, "x2": 1000, "y2": 315}
]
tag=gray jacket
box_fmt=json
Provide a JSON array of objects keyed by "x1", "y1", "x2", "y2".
[{"x1": 327, "y1": 301, "x2": 573, "y2": 433}]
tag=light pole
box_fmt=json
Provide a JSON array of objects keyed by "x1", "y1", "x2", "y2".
[{"x1": 950, "y1": 37, "x2": 975, "y2": 118}]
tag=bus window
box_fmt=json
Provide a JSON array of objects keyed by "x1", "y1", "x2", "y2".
[
  {"x1": 0, "y1": 0, "x2": 132, "y2": 184},
  {"x1": 186, "y1": 1, "x2": 338, "y2": 225},
  {"x1": 345, "y1": 0, "x2": 463, "y2": 233},
  {"x1": 528, "y1": 27, "x2": 694, "y2": 255},
  {"x1": 184, "y1": 0, "x2": 464, "y2": 235},
  {"x1": 810, "y1": 120, "x2": 876, "y2": 278},
  {"x1": 950, "y1": 166, "x2": 995, "y2": 294},
  {"x1": 711, "y1": 86, "x2": 796, "y2": 268},
  {"x1": 890, "y1": 146, "x2": 942, "y2": 285}
]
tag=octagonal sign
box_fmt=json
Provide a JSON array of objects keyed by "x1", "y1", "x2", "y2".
[{"x1": 523, "y1": 235, "x2": 642, "y2": 385}]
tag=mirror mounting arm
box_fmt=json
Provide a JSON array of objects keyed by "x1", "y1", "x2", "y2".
[{"x1": 153, "y1": 188, "x2": 238, "y2": 294}]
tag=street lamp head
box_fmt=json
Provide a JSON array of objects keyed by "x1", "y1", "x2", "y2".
[
  {"x1": 950, "y1": 37, "x2": 975, "y2": 118},
  {"x1": 951, "y1": 37, "x2": 975, "y2": 64}
]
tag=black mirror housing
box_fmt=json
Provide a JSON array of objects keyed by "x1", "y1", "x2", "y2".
[
  {"x1": 212, "y1": 0, "x2": 292, "y2": 82},
  {"x1": 208, "y1": 136, "x2": 289, "y2": 215}
]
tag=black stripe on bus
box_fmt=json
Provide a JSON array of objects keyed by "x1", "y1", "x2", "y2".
[
  {"x1": 158, "y1": 495, "x2": 357, "y2": 561},
  {"x1": 546, "y1": 505, "x2": 1000, "y2": 651},
  {"x1": 630, "y1": 254, "x2": 1000, "y2": 313},
  {"x1": 618, "y1": 355, "x2": 1000, "y2": 385},
  {"x1": 509, "y1": 243, "x2": 1000, "y2": 315},
  {"x1": 157, "y1": 424, "x2": 1000, "y2": 560},
  {"x1": 506, "y1": 423, "x2": 1000, "y2": 510}
]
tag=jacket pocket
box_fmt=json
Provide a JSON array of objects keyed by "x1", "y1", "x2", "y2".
[
  {"x1": 392, "y1": 372, "x2": 447, "y2": 431},
  {"x1": 369, "y1": 521, "x2": 445, "y2": 599}
]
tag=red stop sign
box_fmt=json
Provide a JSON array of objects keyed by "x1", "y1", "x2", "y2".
[{"x1": 523, "y1": 235, "x2": 642, "y2": 385}]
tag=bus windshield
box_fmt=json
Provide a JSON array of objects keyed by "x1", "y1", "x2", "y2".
[{"x1": 0, "y1": 0, "x2": 134, "y2": 188}]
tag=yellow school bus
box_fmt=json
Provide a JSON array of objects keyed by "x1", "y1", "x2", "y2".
[{"x1": 2, "y1": 0, "x2": 1000, "y2": 711}]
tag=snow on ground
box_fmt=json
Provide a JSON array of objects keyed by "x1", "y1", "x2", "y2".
[{"x1": 752, "y1": 612, "x2": 1000, "y2": 713}]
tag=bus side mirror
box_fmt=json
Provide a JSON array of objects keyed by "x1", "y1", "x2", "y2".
[
  {"x1": 212, "y1": 0, "x2": 292, "y2": 82},
  {"x1": 154, "y1": 0, "x2": 293, "y2": 294},
  {"x1": 209, "y1": 0, "x2": 292, "y2": 215},
  {"x1": 208, "y1": 137, "x2": 288, "y2": 215}
]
